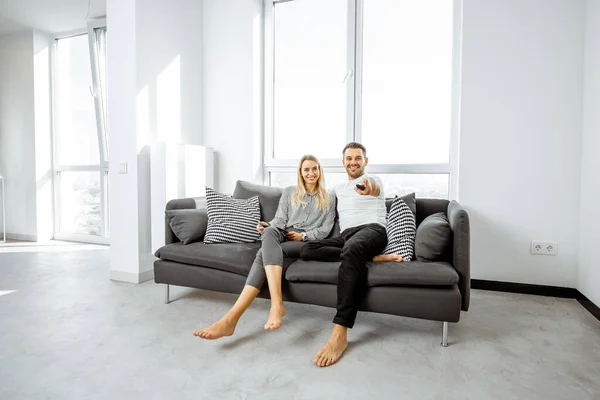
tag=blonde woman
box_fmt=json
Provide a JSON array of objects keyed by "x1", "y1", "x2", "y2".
[{"x1": 194, "y1": 155, "x2": 336, "y2": 340}]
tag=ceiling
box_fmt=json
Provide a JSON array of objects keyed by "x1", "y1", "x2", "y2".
[{"x1": 0, "y1": 0, "x2": 106, "y2": 37}]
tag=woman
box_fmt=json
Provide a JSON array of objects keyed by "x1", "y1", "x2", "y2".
[{"x1": 194, "y1": 155, "x2": 336, "y2": 340}]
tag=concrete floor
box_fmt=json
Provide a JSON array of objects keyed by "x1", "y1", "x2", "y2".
[{"x1": 1, "y1": 245, "x2": 599, "y2": 400}]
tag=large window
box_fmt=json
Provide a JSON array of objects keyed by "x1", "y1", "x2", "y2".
[
  {"x1": 264, "y1": 0, "x2": 460, "y2": 199},
  {"x1": 53, "y1": 20, "x2": 108, "y2": 244}
]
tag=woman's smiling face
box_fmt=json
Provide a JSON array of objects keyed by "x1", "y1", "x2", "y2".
[{"x1": 301, "y1": 159, "x2": 320, "y2": 185}]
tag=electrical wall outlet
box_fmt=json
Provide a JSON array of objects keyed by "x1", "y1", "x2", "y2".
[{"x1": 531, "y1": 241, "x2": 558, "y2": 256}]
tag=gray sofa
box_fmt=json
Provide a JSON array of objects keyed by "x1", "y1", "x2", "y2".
[{"x1": 154, "y1": 180, "x2": 470, "y2": 346}]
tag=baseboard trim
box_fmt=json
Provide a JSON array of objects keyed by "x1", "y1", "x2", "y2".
[
  {"x1": 110, "y1": 269, "x2": 154, "y2": 284},
  {"x1": 577, "y1": 297, "x2": 600, "y2": 322},
  {"x1": 5, "y1": 233, "x2": 38, "y2": 242},
  {"x1": 471, "y1": 279, "x2": 579, "y2": 298},
  {"x1": 471, "y1": 279, "x2": 600, "y2": 323}
]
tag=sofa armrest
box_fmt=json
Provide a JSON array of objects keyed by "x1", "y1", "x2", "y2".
[
  {"x1": 164, "y1": 197, "x2": 207, "y2": 245},
  {"x1": 447, "y1": 200, "x2": 470, "y2": 311}
]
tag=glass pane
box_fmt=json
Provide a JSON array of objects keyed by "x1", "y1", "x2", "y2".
[
  {"x1": 273, "y1": 0, "x2": 348, "y2": 159},
  {"x1": 361, "y1": 0, "x2": 453, "y2": 163},
  {"x1": 59, "y1": 172, "x2": 102, "y2": 235},
  {"x1": 56, "y1": 34, "x2": 99, "y2": 165},
  {"x1": 379, "y1": 174, "x2": 449, "y2": 199},
  {"x1": 270, "y1": 172, "x2": 448, "y2": 199}
]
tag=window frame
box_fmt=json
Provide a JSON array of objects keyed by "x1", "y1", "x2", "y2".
[
  {"x1": 263, "y1": 0, "x2": 463, "y2": 200},
  {"x1": 87, "y1": 19, "x2": 108, "y2": 167},
  {"x1": 51, "y1": 20, "x2": 109, "y2": 245}
]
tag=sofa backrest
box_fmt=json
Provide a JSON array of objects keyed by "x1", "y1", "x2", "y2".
[
  {"x1": 415, "y1": 198, "x2": 450, "y2": 226},
  {"x1": 231, "y1": 180, "x2": 451, "y2": 229},
  {"x1": 232, "y1": 180, "x2": 283, "y2": 221},
  {"x1": 165, "y1": 182, "x2": 452, "y2": 244}
]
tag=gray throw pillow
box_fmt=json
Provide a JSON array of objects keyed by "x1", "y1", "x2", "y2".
[
  {"x1": 232, "y1": 180, "x2": 283, "y2": 222},
  {"x1": 166, "y1": 209, "x2": 208, "y2": 245},
  {"x1": 386, "y1": 192, "x2": 416, "y2": 217},
  {"x1": 415, "y1": 212, "x2": 451, "y2": 262}
]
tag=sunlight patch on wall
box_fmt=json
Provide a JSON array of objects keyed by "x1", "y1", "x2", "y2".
[{"x1": 157, "y1": 55, "x2": 181, "y2": 143}]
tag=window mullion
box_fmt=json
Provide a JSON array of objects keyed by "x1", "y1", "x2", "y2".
[
  {"x1": 346, "y1": 0, "x2": 357, "y2": 145},
  {"x1": 263, "y1": 0, "x2": 276, "y2": 168},
  {"x1": 449, "y1": 0, "x2": 463, "y2": 201},
  {"x1": 353, "y1": 0, "x2": 364, "y2": 144}
]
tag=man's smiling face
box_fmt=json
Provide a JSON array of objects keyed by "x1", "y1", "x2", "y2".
[{"x1": 343, "y1": 148, "x2": 368, "y2": 179}]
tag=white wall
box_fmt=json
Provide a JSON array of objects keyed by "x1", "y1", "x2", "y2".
[
  {"x1": 107, "y1": 0, "x2": 142, "y2": 281},
  {"x1": 578, "y1": 0, "x2": 600, "y2": 305},
  {"x1": 136, "y1": 0, "x2": 203, "y2": 147},
  {"x1": 459, "y1": 0, "x2": 584, "y2": 287},
  {"x1": 107, "y1": 0, "x2": 204, "y2": 282},
  {"x1": 0, "y1": 31, "x2": 37, "y2": 241},
  {"x1": 33, "y1": 31, "x2": 53, "y2": 241},
  {"x1": 136, "y1": 0, "x2": 203, "y2": 260},
  {"x1": 202, "y1": 0, "x2": 262, "y2": 194}
]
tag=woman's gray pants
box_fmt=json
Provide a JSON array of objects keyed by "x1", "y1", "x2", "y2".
[{"x1": 246, "y1": 227, "x2": 289, "y2": 289}]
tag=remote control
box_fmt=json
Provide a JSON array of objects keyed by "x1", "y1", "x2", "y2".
[{"x1": 356, "y1": 183, "x2": 366, "y2": 191}]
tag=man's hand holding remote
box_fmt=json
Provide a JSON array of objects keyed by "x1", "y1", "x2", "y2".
[{"x1": 355, "y1": 179, "x2": 372, "y2": 196}]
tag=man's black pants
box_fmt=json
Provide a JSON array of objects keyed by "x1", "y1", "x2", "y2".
[{"x1": 299, "y1": 223, "x2": 387, "y2": 328}]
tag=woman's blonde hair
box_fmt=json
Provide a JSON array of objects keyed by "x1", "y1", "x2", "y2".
[{"x1": 292, "y1": 155, "x2": 331, "y2": 211}]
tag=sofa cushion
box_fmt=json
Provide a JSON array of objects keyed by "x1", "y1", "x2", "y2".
[
  {"x1": 415, "y1": 212, "x2": 452, "y2": 262},
  {"x1": 233, "y1": 180, "x2": 283, "y2": 222},
  {"x1": 279, "y1": 241, "x2": 306, "y2": 259},
  {"x1": 285, "y1": 260, "x2": 459, "y2": 287},
  {"x1": 166, "y1": 209, "x2": 208, "y2": 244},
  {"x1": 204, "y1": 187, "x2": 261, "y2": 244},
  {"x1": 155, "y1": 242, "x2": 261, "y2": 276}
]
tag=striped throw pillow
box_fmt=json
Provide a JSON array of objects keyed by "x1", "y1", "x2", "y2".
[
  {"x1": 382, "y1": 197, "x2": 416, "y2": 261},
  {"x1": 203, "y1": 187, "x2": 261, "y2": 244}
]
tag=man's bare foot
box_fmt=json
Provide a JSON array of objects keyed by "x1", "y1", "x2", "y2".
[
  {"x1": 372, "y1": 253, "x2": 404, "y2": 262},
  {"x1": 193, "y1": 318, "x2": 236, "y2": 340},
  {"x1": 264, "y1": 305, "x2": 286, "y2": 330},
  {"x1": 313, "y1": 325, "x2": 348, "y2": 367}
]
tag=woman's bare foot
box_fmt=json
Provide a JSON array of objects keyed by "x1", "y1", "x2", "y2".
[
  {"x1": 372, "y1": 253, "x2": 404, "y2": 262},
  {"x1": 264, "y1": 305, "x2": 286, "y2": 330},
  {"x1": 193, "y1": 318, "x2": 236, "y2": 340},
  {"x1": 313, "y1": 325, "x2": 348, "y2": 367}
]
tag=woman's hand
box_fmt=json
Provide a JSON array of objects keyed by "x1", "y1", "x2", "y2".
[
  {"x1": 286, "y1": 232, "x2": 304, "y2": 241},
  {"x1": 257, "y1": 221, "x2": 268, "y2": 234},
  {"x1": 372, "y1": 254, "x2": 404, "y2": 262}
]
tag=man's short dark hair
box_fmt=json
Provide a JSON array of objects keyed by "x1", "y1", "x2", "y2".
[{"x1": 342, "y1": 142, "x2": 367, "y2": 157}]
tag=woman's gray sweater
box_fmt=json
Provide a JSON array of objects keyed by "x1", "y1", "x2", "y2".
[{"x1": 269, "y1": 186, "x2": 336, "y2": 241}]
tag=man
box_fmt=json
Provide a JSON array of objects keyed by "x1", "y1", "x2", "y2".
[{"x1": 300, "y1": 142, "x2": 388, "y2": 367}]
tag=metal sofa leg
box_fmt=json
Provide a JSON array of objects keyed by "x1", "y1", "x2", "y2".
[
  {"x1": 441, "y1": 321, "x2": 448, "y2": 347},
  {"x1": 165, "y1": 284, "x2": 170, "y2": 304}
]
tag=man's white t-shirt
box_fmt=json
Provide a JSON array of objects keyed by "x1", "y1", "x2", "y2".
[{"x1": 333, "y1": 174, "x2": 387, "y2": 233}]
